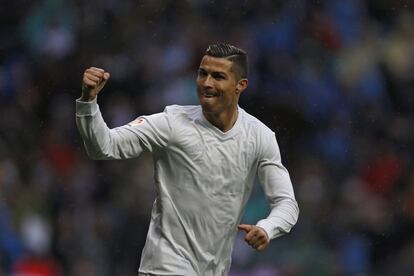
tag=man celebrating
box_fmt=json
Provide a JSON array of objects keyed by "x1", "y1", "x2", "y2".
[{"x1": 76, "y1": 43, "x2": 299, "y2": 275}]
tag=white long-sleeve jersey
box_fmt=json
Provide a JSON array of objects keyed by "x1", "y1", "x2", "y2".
[{"x1": 75, "y1": 99, "x2": 299, "y2": 276}]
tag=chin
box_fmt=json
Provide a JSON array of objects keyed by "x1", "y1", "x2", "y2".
[
  {"x1": 200, "y1": 103, "x2": 213, "y2": 112},
  {"x1": 199, "y1": 102, "x2": 217, "y2": 114}
]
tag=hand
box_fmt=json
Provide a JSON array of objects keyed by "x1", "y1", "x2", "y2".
[
  {"x1": 81, "y1": 67, "x2": 110, "y2": 101},
  {"x1": 237, "y1": 224, "x2": 269, "y2": 251}
]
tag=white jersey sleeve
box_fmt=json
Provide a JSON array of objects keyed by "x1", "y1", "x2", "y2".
[
  {"x1": 255, "y1": 131, "x2": 299, "y2": 240},
  {"x1": 75, "y1": 98, "x2": 171, "y2": 160}
]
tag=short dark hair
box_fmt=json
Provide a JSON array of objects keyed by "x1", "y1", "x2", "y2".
[{"x1": 205, "y1": 43, "x2": 249, "y2": 80}]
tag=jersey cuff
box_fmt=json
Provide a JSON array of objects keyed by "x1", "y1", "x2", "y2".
[
  {"x1": 76, "y1": 97, "x2": 99, "y2": 116},
  {"x1": 256, "y1": 219, "x2": 278, "y2": 240}
]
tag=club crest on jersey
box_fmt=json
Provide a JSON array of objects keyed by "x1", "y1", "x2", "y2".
[{"x1": 129, "y1": 117, "x2": 145, "y2": 126}]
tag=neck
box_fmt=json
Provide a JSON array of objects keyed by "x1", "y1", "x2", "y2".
[{"x1": 203, "y1": 107, "x2": 239, "y2": 132}]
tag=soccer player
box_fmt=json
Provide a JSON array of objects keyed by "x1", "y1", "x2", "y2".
[{"x1": 76, "y1": 43, "x2": 299, "y2": 276}]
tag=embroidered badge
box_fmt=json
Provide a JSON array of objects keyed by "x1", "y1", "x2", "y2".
[{"x1": 128, "y1": 117, "x2": 145, "y2": 126}]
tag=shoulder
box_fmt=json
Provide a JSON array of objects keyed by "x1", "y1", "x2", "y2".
[
  {"x1": 240, "y1": 109, "x2": 282, "y2": 159},
  {"x1": 163, "y1": 105, "x2": 200, "y2": 121},
  {"x1": 164, "y1": 104, "x2": 199, "y2": 115},
  {"x1": 240, "y1": 108, "x2": 275, "y2": 138}
]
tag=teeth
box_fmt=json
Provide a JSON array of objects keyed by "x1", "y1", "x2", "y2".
[{"x1": 204, "y1": 92, "x2": 216, "y2": 97}]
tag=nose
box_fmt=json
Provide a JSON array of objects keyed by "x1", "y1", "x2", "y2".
[{"x1": 202, "y1": 75, "x2": 214, "y2": 89}]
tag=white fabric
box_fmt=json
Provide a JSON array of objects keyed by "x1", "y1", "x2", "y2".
[{"x1": 76, "y1": 99, "x2": 299, "y2": 276}]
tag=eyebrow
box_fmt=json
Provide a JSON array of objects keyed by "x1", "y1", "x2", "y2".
[{"x1": 198, "y1": 67, "x2": 228, "y2": 77}]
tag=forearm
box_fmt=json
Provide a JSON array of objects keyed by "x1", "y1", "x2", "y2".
[
  {"x1": 75, "y1": 98, "x2": 144, "y2": 159},
  {"x1": 256, "y1": 196, "x2": 299, "y2": 240},
  {"x1": 257, "y1": 159, "x2": 299, "y2": 240}
]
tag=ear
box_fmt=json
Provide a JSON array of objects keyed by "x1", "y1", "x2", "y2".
[{"x1": 236, "y1": 79, "x2": 248, "y2": 95}]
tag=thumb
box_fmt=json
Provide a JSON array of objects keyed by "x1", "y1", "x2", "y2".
[
  {"x1": 237, "y1": 224, "x2": 252, "y2": 233},
  {"x1": 97, "y1": 72, "x2": 110, "y2": 88},
  {"x1": 99, "y1": 72, "x2": 110, "y2": 86},
  {"x1": 103, "y1": 72, "x2": 110, "y2": 81}
]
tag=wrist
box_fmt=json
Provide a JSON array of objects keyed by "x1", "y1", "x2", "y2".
[
  {"x1": 80, "y1": 84, "x2": 97, "y2": 102},
  {"x1": 79, "y1": 94, "x2": 96, "y2": 102},
  {"x1": 257, "y1": 226, "x2": 269, "y2": 241}
]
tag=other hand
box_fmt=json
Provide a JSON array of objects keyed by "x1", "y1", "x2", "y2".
[{"x1": 237, "y1": 224, "x2": 269, "y2": 251}]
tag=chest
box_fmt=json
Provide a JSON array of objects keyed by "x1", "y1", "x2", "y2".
[{"x1": 171, "y1": 122, "x2": 257, "y2": 178}]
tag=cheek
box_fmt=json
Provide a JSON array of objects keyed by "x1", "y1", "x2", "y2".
[
  {"x1": 196, "y1": 81, "x2": 203, "y2": 93},
  {"x1": 218, "y1": 92, "x2": 235, "y2": 106},
  {"x1": 222, "y1": 86, "x2": 237, "y2": 99}
]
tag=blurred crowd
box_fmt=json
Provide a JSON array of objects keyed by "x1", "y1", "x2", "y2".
[{"x1": 1, "y1": 0, "x2": 414, "y2": 275}]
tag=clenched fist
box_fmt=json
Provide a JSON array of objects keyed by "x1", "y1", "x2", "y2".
[
  {"x1": 238, "y1": 224, "x2": 269, "y2": 251},
  {"x1": 81, "y1": 67, "x2": 110, "y2": 101}
]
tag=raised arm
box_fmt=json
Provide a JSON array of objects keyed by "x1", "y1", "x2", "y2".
[{"x1": 76, "y1": 67, "x2": 171, "y2": 160}]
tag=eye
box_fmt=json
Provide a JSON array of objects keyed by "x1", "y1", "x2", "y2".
[
  {"x1": 197, "y1": 69, "x2": 207, "y2": 77},
  {"x1": 212, "y1": 73, "x2": 226, "y2": 80}
]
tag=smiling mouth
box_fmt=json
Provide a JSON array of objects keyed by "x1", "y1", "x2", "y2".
[{"x1": 202, "y1": 91, "x2": 218, "y2": 98}]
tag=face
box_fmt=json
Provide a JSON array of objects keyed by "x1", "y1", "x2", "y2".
[{"x1": 196, "y1": 55, "x2": 247, "y2": 115}]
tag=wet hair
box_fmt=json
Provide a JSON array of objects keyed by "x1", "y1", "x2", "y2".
[{"x1": 205, "y1": 43, "x2": 249, "y2": 80}]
